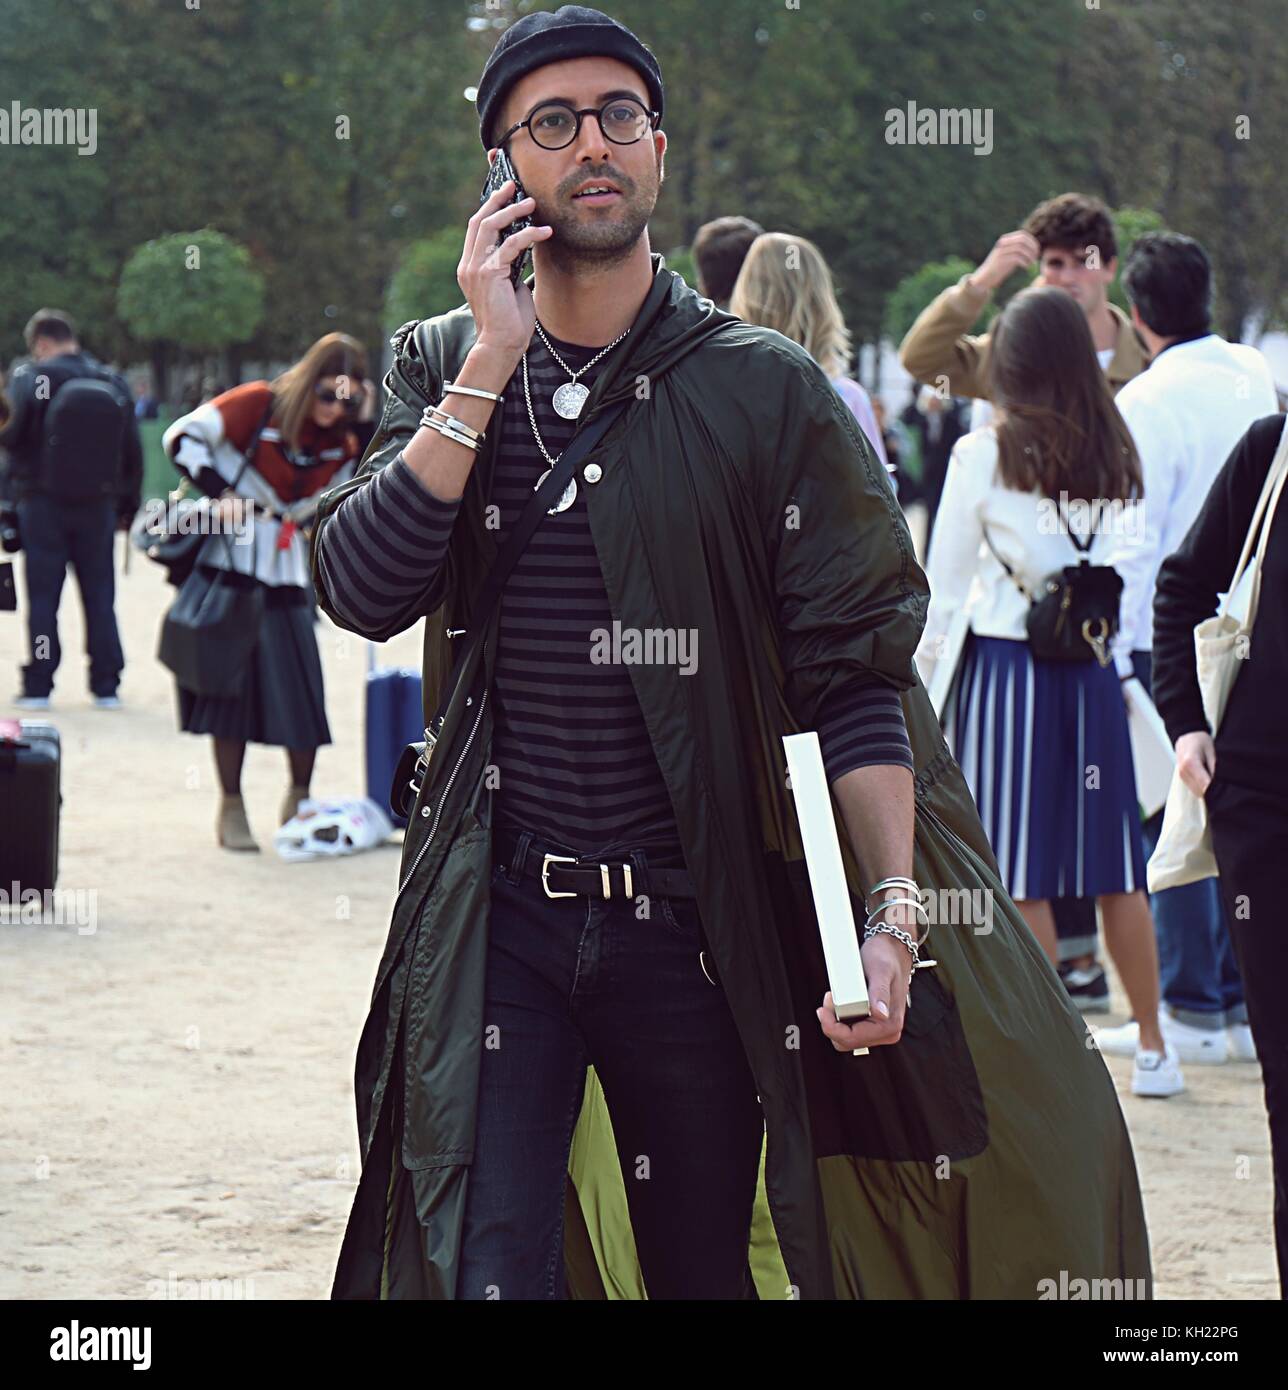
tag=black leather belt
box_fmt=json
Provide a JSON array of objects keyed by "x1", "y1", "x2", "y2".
[{"x1": 493, "y1": 828, "x2": 696, "y2": 901}]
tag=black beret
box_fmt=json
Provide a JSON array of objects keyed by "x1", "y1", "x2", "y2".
[{"x1": 476, "y1": 5, "x2": 664, "y2": 150}]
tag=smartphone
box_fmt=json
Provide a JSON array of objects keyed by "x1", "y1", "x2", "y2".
[{"x1": 480, "y1": 148, "x2": 534, "y2": 288}]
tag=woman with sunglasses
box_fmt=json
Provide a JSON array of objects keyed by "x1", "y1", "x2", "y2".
[{"x1": 162, "y1": 333, "x2": 375, "y2": 851}]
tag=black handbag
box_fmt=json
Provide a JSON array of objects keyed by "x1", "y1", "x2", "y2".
[
  {"x1": 130, "y1": 482, "x2": 211, "y2": 588},
  {"x1": 984, "y1": 503, "x2": 1123, "y2": 667},
  {"x1": 391, "y1": 398, "x2": 630, "y2": 820},
  {"x1": 137, "y1": 402, "x2": 274, "y2": 587},
  {"x1": 157, "y1": 534, "x2": 265, "y2": 696}
]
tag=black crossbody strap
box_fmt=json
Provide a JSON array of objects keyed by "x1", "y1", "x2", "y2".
[
  {"x1": 981, "y1": 524, "x2": 1034, "y2": 600},
  {"x1": 983, "y1": 492, "x2": 1100, "y2": 598},
  {"x1": 432, "y1": 397, "x2": 629, "y2": 726},
  {"x1": 213, "y1": 399, "x2": 276, "y2": 567}
]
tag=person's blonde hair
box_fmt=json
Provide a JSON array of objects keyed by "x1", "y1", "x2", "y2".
[
  {"x1": 728, "y1": 232, "x2": 852, "y2": 379},
  {"x1": 269, "y1": 332, "x2": 369, "y2": 451}
]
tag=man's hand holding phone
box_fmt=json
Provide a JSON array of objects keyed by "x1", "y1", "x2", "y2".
[
  {"x1": 400, "y1": 174, "x2": 553, "y2": 505},
  {"x1": 458, "y1": 174, "x2": 554, "y2": 368}
]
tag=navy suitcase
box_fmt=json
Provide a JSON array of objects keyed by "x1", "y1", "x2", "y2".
[
  {"x1": 0, "y1": 718, "x2": 61, "y2": 893},
  {"x1": 365, "y1": 650, "x2": 423, "y2": 829}
]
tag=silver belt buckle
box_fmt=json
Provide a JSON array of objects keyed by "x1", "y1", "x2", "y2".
[
  {"x1": 541, "y1": 853, "x2": 578, "y2": 899},
  {"x1": 408, "y1": 739, "x2": 433, "y2": 802}
]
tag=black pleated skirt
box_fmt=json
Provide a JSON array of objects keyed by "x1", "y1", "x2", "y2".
[{"x1": 176, "y1": 575, "x2": 332, "y2": 749}]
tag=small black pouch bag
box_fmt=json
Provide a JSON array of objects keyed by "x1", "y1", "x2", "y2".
[{"x1": 983, "y1": 500, "x2": 1124, "y2": 667}]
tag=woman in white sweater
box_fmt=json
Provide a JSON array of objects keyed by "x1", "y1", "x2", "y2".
[{"x1": 915, "y1": 286, "x2": 1180, "y2": 1097}]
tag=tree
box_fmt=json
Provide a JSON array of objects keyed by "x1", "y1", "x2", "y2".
[
  {"x1": 884, "y1": 258, "x2": 993, "y2": 348},
  {"x1": 118, "y1": 231, "x2": 264, "y2": 401},
  {"x1": 1107, "y1": 207, "x2": 1166, "y2": 315},
  {"x1": 384, "y1": 229, "x2": 469, "y2": 332}
]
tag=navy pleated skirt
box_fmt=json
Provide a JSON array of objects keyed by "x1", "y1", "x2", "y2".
[
  {"x1": 943, "y1": 633, "x2": 1146, "y2": 901},
  {"x1": 176, "y1": 576, "x2": 332, "y2": 749}
]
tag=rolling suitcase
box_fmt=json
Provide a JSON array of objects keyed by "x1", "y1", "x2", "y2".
[
  {"x1": 0, "y1": 718, "x2": 61, "y2": 893},
  {"x1": 364, "y1": 643, "x2": 423, "y2": 829}
]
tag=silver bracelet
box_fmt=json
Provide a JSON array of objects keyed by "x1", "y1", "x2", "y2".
[
  {"x1": 865, "y1": 877, "x2": 930, "y2": 946},
  {"x1": 421, "y1": 414, "x2": 481, "y2": 453},
  {"x1": 443, "y1": 380, "x2": 504, "y2": 404},
  {"x1": 862, "y1": 920, "x2": 921, "y2": 966},
  {"x1": 420, "y1": 406, "x2": 485, "y2": 447},
  {"x1": 862, "y1": 920, "x2": 938, "y2": 974},
  {"x1": 867, "y1": 874, "x2": 920, "y2": 899}
]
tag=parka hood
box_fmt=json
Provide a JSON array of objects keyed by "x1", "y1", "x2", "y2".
[{"x1": 569, "y1": 252, "x2": 741, "y2": 412}]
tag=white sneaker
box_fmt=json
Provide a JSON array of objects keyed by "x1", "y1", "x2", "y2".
[
  {"x1": 92, "y1": 695, "x2": 122, "y2": 710},
  {"x1": 1092, "y1": 1020, "x2": 1140, "y2": 1057},
  {"x1": 1227, "y1": 1023, "x2": 1258, "y2": 1063},
  {"x1": 12, "y1": 694, "x2": 51, "y2": 711},
  {"x1": 1162, "y1": 1013, "x2": 1229, "y2": 1064},
  {"x1": 1132, "y1": 1043, "x2": 1186, "y2": 1098}
]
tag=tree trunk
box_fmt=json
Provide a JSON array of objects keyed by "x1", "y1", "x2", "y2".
[
  {"x1": 224, "y1": 344, "x2": 244, "y2": 387},
  {"x1": 151, "y1": 341, "x2": 169, "y2": 407}
]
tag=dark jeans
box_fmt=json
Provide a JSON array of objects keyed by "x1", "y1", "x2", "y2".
[
  {"x1": 16, "y1": 493, "x2": 124, "y2": 698},
  {"x1": 1132, "y1": 650, "x2": 1245, "y2": 1027},
  {"x1": 1205, "y1": 776, "x2": 1288, "y2": 1295},
  {"x1": 455, "y1": 831, "x2": 766, "y2": 1300}
]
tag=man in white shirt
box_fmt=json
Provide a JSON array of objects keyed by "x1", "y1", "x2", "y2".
[{"x1": 1098, "y1": 232, "x2": 1279, "y2": 1067}]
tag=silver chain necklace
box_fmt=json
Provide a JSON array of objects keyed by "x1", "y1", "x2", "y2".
[
  {"x1": 534, "y1": 318, "x2": 629, "y2": 419},
  {"x1": 522, "y1": 349, "x2": 580, "y2": 514}
]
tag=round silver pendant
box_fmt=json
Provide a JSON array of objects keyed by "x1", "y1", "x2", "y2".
[
  {"x1": 535, "y1": 469, "x2": 577, "y2": 514},
  {"x1": 552, "y1": 381, "x2": 589, "y2": 419}
]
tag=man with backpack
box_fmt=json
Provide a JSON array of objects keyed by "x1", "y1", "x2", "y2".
[{"x1": 0, "y1": 308, "x2": 142, "y2": 710}]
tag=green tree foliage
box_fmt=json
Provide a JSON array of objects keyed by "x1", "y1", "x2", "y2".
[
  {"x1": 884, "y1": 258, "x2": 993, "y2": 347},
  {"x1": 1107, "y1": 207, "x2": 1167, "y2": 315},
  {"x1": 1, "y1": 0, "x2": 1285, "y2": 385},
  {"x1": 385, "y1": 229, "x2": 469, "y2": 332},
  {"x1": 118, "y1": 230, "x2": 264, "y2": 352}
]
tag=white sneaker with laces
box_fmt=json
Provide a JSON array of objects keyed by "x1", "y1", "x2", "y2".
[
  {"x1": 1132, "y1": 1043, "x2": 1185, "y2": 1098},
  {"x1": 1227, "y1": 1023, "x2": 1258, "y2": 1063},
  {"x1": 1161, "y1": 1013, "x2": 1228, "y2": 1064},
  {"x1": 1092, "y1": 1020, "x2": 1140, "y2": 1057},
  {"x1": 1094, "y1": 1013, "x2": 1229, "y2": 1064}
]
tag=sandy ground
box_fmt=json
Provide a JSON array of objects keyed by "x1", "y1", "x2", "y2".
[{"x1": 0, "y1": 536, "x2": 1279, "y2": 1299}]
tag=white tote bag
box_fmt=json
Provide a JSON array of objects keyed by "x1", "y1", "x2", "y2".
[{"x1": 1147, "y1": 418, "x2": 1288, "y2": 891}]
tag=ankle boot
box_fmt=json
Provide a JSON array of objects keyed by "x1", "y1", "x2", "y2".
[
  {"x1": 218, "y1": 793, "x2": 260, "y2": 852},
  {"x1": 280, "y1": 783, "x2": 311, "y2": 827}
]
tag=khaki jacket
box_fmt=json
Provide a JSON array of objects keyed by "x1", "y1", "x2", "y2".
[{"x1": 899, "y1": 273, "x2": 1148, "y2": 399}]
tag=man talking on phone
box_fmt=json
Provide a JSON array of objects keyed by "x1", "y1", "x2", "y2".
[{"x1": 312, "y1": 6, "x2": 1149, "y2": 1301}]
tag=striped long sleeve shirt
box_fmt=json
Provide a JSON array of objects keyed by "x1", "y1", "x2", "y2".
[{"x1": 317, "y1": 329, "x2": 913, "y2": 855}]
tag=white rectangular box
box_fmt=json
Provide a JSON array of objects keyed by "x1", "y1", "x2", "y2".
[{"x1": 782, "y1": 732, "x2": 870, "y2": 1055}]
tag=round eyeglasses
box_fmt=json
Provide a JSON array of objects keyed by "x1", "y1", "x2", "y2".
[{"x1": 497, "y1": 97, "x2": 659, "y2": 151}]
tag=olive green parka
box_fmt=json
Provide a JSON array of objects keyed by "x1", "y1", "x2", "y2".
[{"x1": 311, "y1": 255, "x2": 1151, "y2": 1300}]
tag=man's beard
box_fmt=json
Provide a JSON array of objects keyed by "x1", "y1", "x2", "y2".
[{"x1": 539, "y1": 182, "x2": 656, "y2": 274}]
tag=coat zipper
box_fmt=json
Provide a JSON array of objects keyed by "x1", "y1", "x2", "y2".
[{"x1": 394, "y1": 688, "x2": 488, "y2": 903}]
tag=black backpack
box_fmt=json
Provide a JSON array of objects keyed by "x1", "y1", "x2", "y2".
[
  {"x1": 983, "y1": 503, "x2": 1124, "y2": 667},
  {"x1": 41, "y1": 373, "x2": 129, "y2": 500}
]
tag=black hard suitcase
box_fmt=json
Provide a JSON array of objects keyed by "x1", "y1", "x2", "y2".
[{"x1": 0, "y1": 718, "x2": 61, "y2": 893}]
